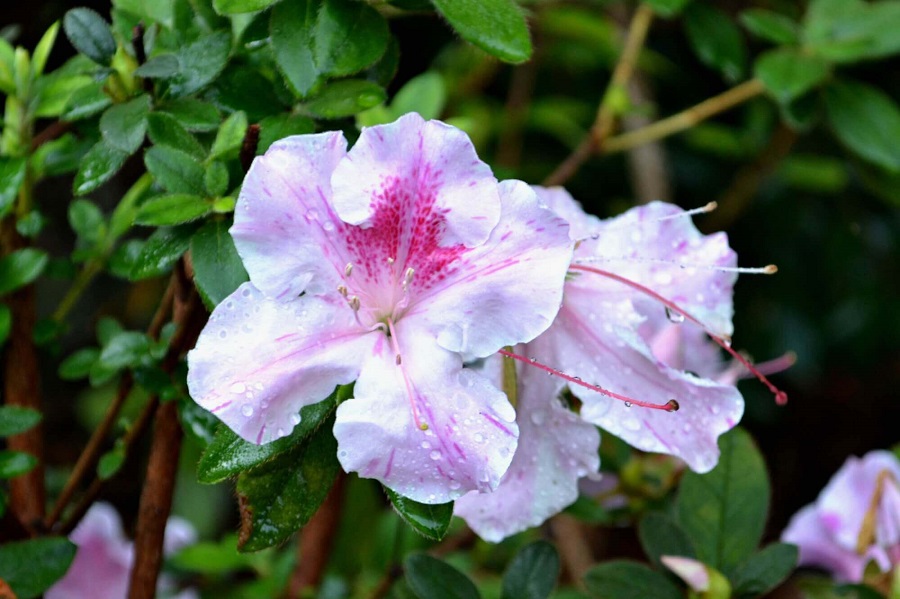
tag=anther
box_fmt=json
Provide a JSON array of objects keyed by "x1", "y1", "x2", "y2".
[
  {"x1": 345, "y1": 262, "x2": 354, "y2": 277},
  {"x1": 349, "y1": 296, "x2": 360, "y2": 311},
  {"x1": 387, "y1": 257, "x2": 395, "y2": 265},
  {"x1": 337, "y1": 285, "x2": 348, "y2": 297},
  {"x1": 395, "y1": 354, "x2": 402, "y2": 365},
  {"x1": 665, "y1": 399, "x2": 680, "y2": 412}
]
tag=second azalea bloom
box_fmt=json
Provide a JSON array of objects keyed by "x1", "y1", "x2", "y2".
[
  {"x1": 187, "y1": 114, "x2": 573, "y2": 503},
  {"x1": 782, "y1": 450, "x2": 900, "y2": 582}
]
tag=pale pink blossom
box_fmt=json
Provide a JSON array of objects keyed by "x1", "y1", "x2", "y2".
[
  {"x1": 782, "y1": 450, "x2": 900, "y2": 582},
  {"x1": 187, "y1": 114, "x2": 573, "y2": 503}
]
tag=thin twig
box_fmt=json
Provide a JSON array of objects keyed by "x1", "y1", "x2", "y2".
[
  {"x1": 549, "y1": 514, "x2": 593, "y2": 589},
  {"x1": 543, "y1": 3, "x2": 655, "y2": 186},
  {"x1": 496, "y1": 57, "x2": 539, "y2": 170},
  {"x1": 601, "y1": 79, "x2": 766, "y2": 155},
  {"x1": 240, "y1": 124, "x2": 261, "y2": 173},
  {"x1": 287, "y1": 474, "x2": 347, "y2": 598}
]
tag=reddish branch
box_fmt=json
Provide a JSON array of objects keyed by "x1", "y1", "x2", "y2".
[
  {"x1": 288, "y1": 474, "x2": 348, "y2": 598},
  {"x1": 240, "y1": 124, "x2": 261, "y2": 173}
]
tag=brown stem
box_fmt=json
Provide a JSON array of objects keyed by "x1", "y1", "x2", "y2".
[
  {"x1": 46, "y1": 279, "x2": 176, "y2": 530},
  {"x1": 622, "y1": 76, "x2": 671, "y2": 204},
  {"x1": 543, "y1": 4, "x2": 655, "y2": 186},
  {"x1": 287, "y1": 474, "x2": 347, "y2": 598},
  {"x1": 496, "y1": 57, "x2": 539, "y2": 170},
  {"x1": 29, "y1": 121, "x2": 71, "y2": 152},
  {"x1": 549, "y1": 514, "x2": 593, "y2": 589},
  {"x1": 240, "y1": 124, "x2": 261, "y2": 173},
  {"x1": 0, "y1": 221, "x2": 44, "y2": 533}
]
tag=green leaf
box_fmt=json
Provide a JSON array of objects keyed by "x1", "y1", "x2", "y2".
[
  {"x1": 62, "y1": 81, "x2": 111, "y2": 121},
  {"x1": 100, "y1": 94, "x2": 151, "y2": 154},
  {"x1": 684, "y1": 3, "x2": 747, "y2": 82},
  {"x1": 0, "y1": 249, "x2": 49, "y2": 296},
  {"x1": 304, "y1": 79, "x2": 386, "y2": 119},
  {"x1": 739, "y1": 9, "x2": 799, "y2": 45},
  {"x1": 190, "y1": 219, "x2": 248, "y2": 309},
  {"x1": 431, "y1": 0, "x2": 532, "y2": 64},
  {"x1": 805, "y1": 0, "x2": 900, "y2": 63},
  {"x1": 0, "y1": 304, "x2": 9, "y2": 345},
  {"x1": 97, "y1": 442, "x2": 126, "y2": 480},
  {"x1": 270, "y1": 0, "x2": 389, "y2": 97},
  {"x1": 0, "y1": 157, "x2": 26, "y2": 217},
  {"x1": 158, "y1": 98, "x2": 221, "y2": 132},
  {"x1": 205, "y1": 161, "x2": 229, "y2": 197},
  {"x1": 638, "y1": 511, "x2": 697, "y2": 570},
  {"x1": 63, "y1": 8, "x2": 117, "y2": 66},
  {"x1": 198, "y1": 393, "x2": 339, "y2": 483},
  {"x1": 236, "y1": 415, "x2": 341, "y2": 551},
  {"x1": 210, "y1": 110, "x2": 248, "y2": 160},
  {"x1": 385, "y1": 488, "x2": 453, "y2": 541},
  {"x1": 73, "y1": 139, "x2": 129, "y2": 195},
  {"x1": 731, "y1": 543, "x2": 798, "y2": 597},
  {"x1": 0, "y1": 450, "x2": 38, "y2": 478},
  {"x1": 146, "y1": 113, "x2": 206, "y2": 160},
  {"x1": 391, "y1": 72, "x2": 446, "y2": 120},
  {"x1": 129, "y1": 225, "x2": 196, "y2": 280},
  {"x1": 644, "y1": 0, "x2": 692, "y2": 18},
  {"x1": 144, "y1": 146, "x2": 206, "y2": 195},
  {"x1": 58, "y1": 347, "x2": 100, "y2": 380},
  {"x1": 134, "y1": 54, "x2": 179, "y2": 78},
  {"x1": 754, "y1": 48, "x2": 830, "y2": 104},
  {"x1": 168, "y1": 536, "x2": 255, "y2": 573},
  {"x1": 404, "y1": 553, "x2": 481, "y2": 599},
  {"x1": 583, "y1": 560, "x2": 682, "y2": 599},
  {"x1": 214, "y1": 0, "x2": 280, "y2": 14},
  {"x1": 0, "y1": 406, "x2": 42, "y2": 437},
  {"x1": 136, "y1": 194, "x2": 211, "y2": 226},
  {"x1": 501, "y1": 541, "x2": 560, "y2": 599},
  {"x1": 676, "y1": 427, "x2": 770, "y2": 577},
  {"x1": 0, "y1": 537, "x2": 77, "y2": 599},
  {"x1": 34, "y1": 74, "x2": 93, "y2": 118},
  {"x1": 98, "y1": 330, "x2": 150, "y2": 370},
  {"x1": 825, "y1": 79, "x2": 900, "y2": 172},
  {"x1": 257, "y1": 114, "x2": 315, "y2": 154},
  {"x1": 168, "y1": 31, "x2": 231, "y2": 97}
]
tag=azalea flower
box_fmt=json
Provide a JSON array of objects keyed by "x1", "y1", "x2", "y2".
[
  {"x1": 458, "y1": 187, "x2": 784, "y2": 541},
  {"x1": 187, "y1": 114, "x2": 573, "y2": 503},
  {"x1": 782, "y1": 450, "x2": 900, "y2": 582},
  {"x1": 46, "y1": 503, "x2": 196, "y2": 599}
]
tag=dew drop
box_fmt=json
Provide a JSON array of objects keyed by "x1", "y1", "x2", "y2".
[
  {"x1": 474, "y1": 432, "x2": 485, "y2": 443},
  {"x1": 230, "y1": 382, "x2": 247, "y2": 394},
  {"x1": 624, "y1": 401, "x2": 632, "y2": 408},
  {"x1": 290, "y1": 413, "x2": 301, "y2": 425},
  {"x1": 421, "y1": 441, "x2": 431, "y2": 449},
  {"x1": 241, "y1": 404, "x2": 253, "y2": 417},
  {"x1": 530, "y1": 410, "x2": 547, "y2": 426},
  {"x1": 449, "y1": 481, "x2": 461, "y2": 490},
  {"x1": 322, "y1": 220, "x2": 335, "y2": 232},
  {"x1": 306, "y1": 208, "x2": 319, "y2": 221},
  {"x1": 429, "y1": 450, "x2": 441, "y2": 461},
  {"x1": 665, "y1": 307, "x2": 685, "y2": 324},
  {"x1": 218, "y1": 330, "x2": 227, "y2": 338}
]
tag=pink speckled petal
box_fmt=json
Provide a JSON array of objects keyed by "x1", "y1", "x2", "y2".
[
  {"x1": 408, "y1": 180, "x2": 573, "y2": 359},
  {"x1": 454, "y1": 356, "x2": 600, "y2": 542},
  {"x1": 331, "y1": 113, "x2": 500, "y2": 248},
  {"x1": 647, "y1": 322, "x2": 728, "y2": 381},
  {"x1": 532, "y1": 186, "x2": 602, "y2": 241},
  {"x1": 333, "y1": 319, "x2": 518, "y2": 503},
  {"x1": 660, "y1": 556, "x2": 710, "y2": 592},
  {"x1": 782, "y1": 505, "x2": 869, "y2": 582},
  {"x1": 575, "y1": 201, "x2": 736, "y2": 338},
  {"x1": 817, "y1": 451, "x2": 900, "y2": 551},
  {"x1": 545, "y1": 292, "x2": 743, "y2": 473},
  {"x1": 187, "y1": 283, "x2": 377, "y2": 445},
  {"x1": 46, "y1": 503, "x2": 133, "y2": 599},
  {"x1": 163, "y1": 517, "x2": 197, "y2": 556},
  {"x1": 231, "y1": 132, "x2": 348, "y2": 300}
]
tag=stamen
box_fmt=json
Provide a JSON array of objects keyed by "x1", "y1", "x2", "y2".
[
  {"x1": 348, "y1": 296, "x2": 360, "y2": 312},
  {"x1": 345, "y1": 262, "x2": 353, "y2": 277},
  {"x1": 386, "y1": 317, "x2": 427, "y2": 430},
  {"x1": 570, "y1": 263, "x2": 789, "y2": 405},
  {"x1": 498, "y1": 349, "x2": 679, "y2": 412},
  {"x1": 736, "y1": 351, "x2": 797, "y2": 380},
  {"x1": 337, "y1": 284, "x2": 348, "y2": 297},
  {"x1": 386, "y1": 257, "x2": 395, "y2": 265},
  {"x1": 572, "y1": 255, "x2": 778, "y2": 275}
]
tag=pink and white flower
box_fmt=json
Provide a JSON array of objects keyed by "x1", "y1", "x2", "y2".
[
  {"x1": 782, "y1": 450, "x2": 900, "y2": 582},
  {"x1": 46, "y1": 503, "x2": 196, "y2": 599},
  {"x1": 187, "y1": 114, "x2": 573, "y2": 503}
]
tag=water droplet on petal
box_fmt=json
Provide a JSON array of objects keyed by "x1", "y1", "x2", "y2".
[
  {"x1": 241, "y1": 404, "x2": 253, "y2": 417},
  {"x1": 624, "y1": 401, "x2": 632, "y2": 408},
  {"x1": 474, "y1": 432, "x2": 485, "y2": 443},
  {"x1": 322, "y1": 220, "x2": 335, "y2": 232},
  {"x1": 530, "y1": 410, "x2": 547, "y2": 426},
  {"x1": 429, "y1": 450, "x2": 441, "y2": 461},
  {"x1": 290, "y1": 413, "x2": 301, "y2": 425},
  {"x1": 230, "y1": 382, "x2": 247, "y2": 394},
  {"x1": 665, "y1": 307, "x2": 685, "y2": 324},
  {"x1": 421, "y1": 441, "x2": 431, "y2": 449}
]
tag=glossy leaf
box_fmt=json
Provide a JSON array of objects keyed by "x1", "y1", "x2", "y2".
[
  {"x1": 825, "y1": 79, "x2": 900, "y2": 172},
  {"x1": 0, "y1": 450, "x2": 38, "y2": 479},
  {"x1": 146, "y1": 113, "x2": 206, "y2": 160},
  {"x1": 739, "y1": 9, "x2": 799, "y2": 45},
  {"x1": 136, "y1": 194, "x2": 211, "y2": 226},
  {"x1": 0, "y1": 249, "x2": 49, "y2": 296},
  {"x1": 805, "y1": 0, "x2": 900, "y2": 63},
  {"x1": 98, "y1": 330, "x2": 150, "y2": 370},
  {"x1": 236, "y1": 414, "x2": 341, "y2": 552},
  {"x1": 198, "y1": 396, "x2": 338, "y2": 484},
  {"x1": 431, "y1": 0, "x2": 532, "y2": 64},
  {"x1": 73, "y1": 139, "x2": 129, "y2": 195},
  {"x1": 0, "y1": 157, "x2": 26, "y2": 217},
  {"x1": 190, "y1": 219, "x2": 249, "y2": 309},
  {"x1": 68, "y1": 199, "x2": 106, "y2": 244},
  {"x1": 205, "y1": 161, "x2": 229, "y2": 197},
  {"x1": 257, "y1": 114, "x2": 315, "y2": 154},
  {"x1": 0, "y1": 537, "x2": 77, "y2": 599},
  {"x1": 684, "y1": 3, "x2": 746, "y2": 82},
  {"x1": 63, "y1": 8, "x2": 116, "y2": 66},
  {"x1": 644, "y1": 0, "x2": 692, "y2": 18},
  {"x1": 158, "y1": 99, "x2": 221, "y2": 132},
  {"x1": 676, "y1": 427, "x2": 770, "y2": 577},
  {"x1": 404, "y1": 553, "x2": 481, "y2": 599},
  {"x1": 385, "y1": 488, "x2": 453, "y2": 541},
  {"x1": 638, "y1": 511, "x2": 697, "y2": 570},
  {"x1": 755, "y1": 48, "x2": 830, "y2": 104},
  {"x1": 58, "y1": 347, "x2": 100, "y2": 380},
  {"x1": 731, "y1": 543, "x2": 798, "y2": 597},
  {"x1": 99, "y1": 94, "x2": 151, "y2": 154},
  {"x1": 129, "y1": 225, "x2": 196, "y2": 280},
  {"x1": 213, "y1": 0, "x2": 280, "y2": 14},
  {"x1": 0, "y1": 406, "x2": 42, "y2": 438},
  {"x1": 583, "y1": 560, "x2": 682, "y2": 599},
  {"x1": 210, "y1": 110, "x2": 248, "y2": 160},
  {"x1": 304, "y1": 79, "x2": 386, "y2": 119},
  {"x1": 134, "y1": 54, "x2": 179, "y2": 79},
  {"x1": 97, "y1": 442, "x2": 126, "y2": 480},
  {"x1": 168, "y1": 31, "x2": 231, "y2": 97},
  {"x1": 391, "y1": 72, "x2": 446, "y2": 120},
  {"x1": 62, "y1": 82, "x2": 111, "y2": 121},
  {"x1": 144, "y1": 146, "x2": 206, "y2": 195},
  {"x1": 501, "y1": 541, "x2": 560, "y2": 599}
]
